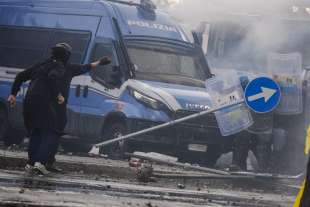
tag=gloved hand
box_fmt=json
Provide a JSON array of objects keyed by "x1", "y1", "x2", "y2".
[
  {"x1": 99, "y1": 57, "x2": 112, "y2": 66},
  {"x1": 57, "y1": 94, "x2": 65, "y2": 105},
  {"x1": 7, "y1": 95, "x2": 16, "y2": 107}
]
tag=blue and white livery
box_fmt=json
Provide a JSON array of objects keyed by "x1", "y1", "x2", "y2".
[{"x1": 0, "y1": 0, "x2": 233, "y2": 165}]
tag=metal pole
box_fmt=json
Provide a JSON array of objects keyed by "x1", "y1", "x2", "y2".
[
  {"x1": 93, "y1": 100, "x2": 244, "y2": 148},
  {"x1": 126, "y1": 152, "x2": 230, "y2": 175}
]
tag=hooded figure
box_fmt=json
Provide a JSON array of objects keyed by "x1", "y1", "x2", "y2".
[
  {"x1": 10, "y1": 46, "x2": 67, "y2": 133},
  {"x1": 9, "y1": 42, "x2": 112, "y2": 175}
]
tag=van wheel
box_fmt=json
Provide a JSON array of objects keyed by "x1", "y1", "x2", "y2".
[
  {"x1": 101, "y1": 122, "x2": 128, "y2": 160},
  {"x1": 204, "y1": 145, "x2": 223, "y2": 167},
  {"x1": 0, "y1": 106, "x2": 9, "y2": 141}
]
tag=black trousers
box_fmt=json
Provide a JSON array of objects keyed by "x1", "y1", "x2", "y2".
[{"x1": 28, "y1": 128, "x2": 59, "y2": 165}]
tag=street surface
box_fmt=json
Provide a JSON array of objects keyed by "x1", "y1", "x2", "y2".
[{"x1": 0, "y1": 144, "x2": 299, "y2": 207}]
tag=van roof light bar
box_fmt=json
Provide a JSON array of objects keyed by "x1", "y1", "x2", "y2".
[
  {"x1": 105, "y1": 0, "x2": 156, "y2": 11},
  {"x1": 140, "y1": 0, "x2": 157, "y2": 11}
]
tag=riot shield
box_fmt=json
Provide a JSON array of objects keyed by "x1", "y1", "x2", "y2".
[
  {"x1": 238, "y1": 72, "x2": 274, "y2": 134},
  {"x1": 206, "y1": 72, "x2": 253, "y2": 136},
  {"x1": 304, "y1": 70, "x2": 310, "y2": 130},
  {"x1": 268, "y1": 52, "x2": 303, "y2": 115}
]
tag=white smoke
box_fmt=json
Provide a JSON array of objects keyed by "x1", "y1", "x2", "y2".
[
  {"x1": 160, "y1": 0, "x2": 310, "y2": 72},
  {"x1": 164, "y1": 0, "x2": 296, "y2": 27},
  {"x1": 158, "y1": 0, "x2": 310, "y2": 174}
]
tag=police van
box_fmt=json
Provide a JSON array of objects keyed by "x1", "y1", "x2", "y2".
[{"x1": 0, "y1": 0, "x2": 237, "y2": 165}]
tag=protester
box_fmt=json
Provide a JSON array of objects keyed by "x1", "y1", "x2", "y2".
[
  {"x1": 8, "y1": 47, "x2": 66, "y2": 174},
  {"x1": 8, "y1": 43, "x2": 112, "y2": 175},
  {"x1": 45, "y1": 43, "x2": 112, "y2": 173}
]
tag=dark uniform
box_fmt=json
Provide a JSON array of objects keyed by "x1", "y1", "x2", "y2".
[
  {"x1": 47, "y1": 63, "x2": 92, "y2": 164},
  {"x1": 11, "y1": 42, "x2": 110, "y2": 170},
  {"x1": 231, "y1": 76, "x2": 274, "y2": 172},
  {"x1": 11, "y1": 59, "x2": 65, "y2": 165}
]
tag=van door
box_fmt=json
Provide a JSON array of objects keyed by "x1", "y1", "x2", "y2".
[{"x1": 79, "y1": 41, "x2": 122, "y2": 139}]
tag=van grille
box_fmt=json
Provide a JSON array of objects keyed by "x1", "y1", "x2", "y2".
[{"x1": 174, "y1": 110, "x2": 218, "y2": 129}]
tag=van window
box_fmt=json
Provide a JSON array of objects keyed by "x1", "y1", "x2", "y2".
[
  {"x1": 0, "y1": 27, "x2": 50, "y2": 68},
  {"x1": 90, "y1": 43, "x2": 119, "y2": 87},
  {"x1": 0, "y1": 27, "x2": 91, "y2": 69},
  {"x1": 127, "y1": 42, "x2": 206, "y2": 81},
  {"x1": 47, "y1": 30, "x2": 91, "y2": 64}
]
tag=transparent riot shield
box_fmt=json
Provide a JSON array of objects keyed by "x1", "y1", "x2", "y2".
[
  {"x1": 238, "y1": 73, "x2": 274, "y2": 135},
  {"x1": 267, "y1": 53, "x2": 303, "y2": 115},
  {"x1": 205, "y1": 72, "x2": 253, "y2": 136},
  {"x1": 247, "y1": 111, "x2": 274, "y2": 134},
  {"x1": 304, "y1": 71, "x2": 310, "y2": 129}
]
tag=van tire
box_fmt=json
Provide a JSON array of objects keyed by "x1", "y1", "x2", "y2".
[
  {"x1": 204, "y1": 145, "x2": 223, "y2": 167},
  {"x1": 101, "y1": 122, "x2": 128, "y2": 160}
]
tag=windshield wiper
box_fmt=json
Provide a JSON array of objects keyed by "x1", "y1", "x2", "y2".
[
  {"x1": 137, "y1": 72, "x2": 205, "y2": 86},
  {"x1": 155, "y1": 72, "x2": 204, "y2": 82}
]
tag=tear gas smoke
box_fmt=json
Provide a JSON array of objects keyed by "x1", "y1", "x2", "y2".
[
  {"x1": 159, "y1": 0, "x2": 310, "y2": 173},
  {"x1": 163, "y1": 0, "x2": 310, "y2": 72}
]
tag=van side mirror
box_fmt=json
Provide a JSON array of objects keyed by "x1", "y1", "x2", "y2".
[
  {"x1": 192, "y1": 31, "x2": 203, "y2": 47},
  {"x1": 104, "y1": 66, "x2": 122, "y2": 89},
  {"x1": 194, "y1": 22, "x2": 210, "y2": 55}
]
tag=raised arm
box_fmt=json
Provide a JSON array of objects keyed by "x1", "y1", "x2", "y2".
[{"x1": 70, "y1": 57, "x2": 112, "y2": 77}]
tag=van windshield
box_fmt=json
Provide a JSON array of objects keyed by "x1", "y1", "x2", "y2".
[{"x1": 126, "y1": 41, "x2": 207, "y2": 84}]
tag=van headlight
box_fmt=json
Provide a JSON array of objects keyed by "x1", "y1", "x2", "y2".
[{"x1": 131, "y1": 90, "x2": 166, "y2": 110}]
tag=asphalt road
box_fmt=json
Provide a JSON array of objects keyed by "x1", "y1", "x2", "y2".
[
  {"x1": 0, "y1": 145, "x2": 299, "y2": 207},
  {"x1": 0, "y1": 169, "x2": 296, "y2": 207}
]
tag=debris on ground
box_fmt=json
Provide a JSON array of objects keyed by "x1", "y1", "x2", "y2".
[
  {"x1": 129, "y1": 158, "x2": 143, "y2": 168},
  {"x1": 136, "y1": 161, "x2": 154, "y2": 183},
  {"x1": 133, "y1": 152, "x2": 178, "y2": 163},
  {"x1": 177, "y1": 183, "x2": 186, "y2": 189}
]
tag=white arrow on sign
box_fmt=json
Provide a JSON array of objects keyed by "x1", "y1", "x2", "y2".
[{"x1": 247, "y1": 87, "x2": 277, "y2": 103}]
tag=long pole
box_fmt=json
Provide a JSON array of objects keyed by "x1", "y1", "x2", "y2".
[{"x1": 92, "y1": 100, "x2": 244, "y2": 148}]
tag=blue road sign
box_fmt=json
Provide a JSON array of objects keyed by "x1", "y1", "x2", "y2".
[{"x1": 245, "y1": 77, "x2": 281, "y2": 113}]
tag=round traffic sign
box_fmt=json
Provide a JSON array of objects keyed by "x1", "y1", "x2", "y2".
[{"x1": 244, "y1": 77, "x2": 281, "y2": 113}]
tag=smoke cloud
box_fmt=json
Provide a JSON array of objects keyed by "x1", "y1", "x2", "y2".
[
  {"x1": 165, "y1": 0, "x2": 295, "y2": 26},
  {"x1": 158, "y1": 0, "x2": 310, "y2": 173},
  {"x1": 162, "y1": 0, "x2": 310, "y2": 72}
]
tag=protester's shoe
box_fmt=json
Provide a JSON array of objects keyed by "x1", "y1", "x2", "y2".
[
  {"x1": 25, "y1": 164, "x2": 34, "y2": 173},
  {"x1": 33, "y1": 162, "x2": 50, "y2": 175},
  {"x1": 228, "y1": 164, "x2": 243, "y2": 172},
  {"x1": 46, "y1": 164, "x2": 63, "y2": 173}
]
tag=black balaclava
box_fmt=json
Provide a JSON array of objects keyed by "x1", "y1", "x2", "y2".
[{"x1": 51, "y1": 43, "x2": 72, "y2": 65}]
